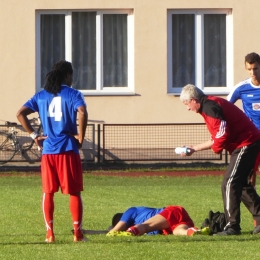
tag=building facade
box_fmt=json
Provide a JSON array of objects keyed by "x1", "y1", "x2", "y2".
[{"x1": 0, "y1": 0, "x2": 253, "y2": 125}]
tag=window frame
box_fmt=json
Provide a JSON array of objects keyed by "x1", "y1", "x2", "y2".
[
  {"x1": 167, "y1": 9, "x2": 233, "y2": 95},
  {"x1": 36, "y1": 9, "x2": 134, "y2": 95}
]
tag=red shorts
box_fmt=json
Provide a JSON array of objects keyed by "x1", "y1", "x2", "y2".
[
  {"x1": 41, "y1": 151, "x2": 83, "y2": 194},
  {"x1": 159, "y1": 206, "x2": 194, "y2": 235},
  {"x1": 254, "y1": 151, "x2": 260, "y2": 172}
]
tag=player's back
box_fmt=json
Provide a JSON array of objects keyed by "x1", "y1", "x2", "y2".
[{"x1": 35, "y1": 85, "x2": 86, "y2": 154}]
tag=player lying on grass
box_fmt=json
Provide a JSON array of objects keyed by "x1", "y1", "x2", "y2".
[{"x1": 81, "y1": 205, "x2": 209, "y2": 236}]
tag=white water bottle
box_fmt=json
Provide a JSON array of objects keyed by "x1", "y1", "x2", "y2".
[{"x1": 175, "y1": 147, "x2": 191, "y2": 154}]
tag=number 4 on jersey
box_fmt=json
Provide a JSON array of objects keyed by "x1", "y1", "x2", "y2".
[{"x1": 48, "y1": 97, "x2": 62, "y2": 121}]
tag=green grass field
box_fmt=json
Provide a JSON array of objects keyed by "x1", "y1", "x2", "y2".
[{"x1": 0, "y1": 172, "x2": 259, "y2": 260}]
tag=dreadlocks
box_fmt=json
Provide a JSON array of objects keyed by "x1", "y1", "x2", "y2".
[{"x1": 44, "y1": 60, "x2": 73, "y2": 94}]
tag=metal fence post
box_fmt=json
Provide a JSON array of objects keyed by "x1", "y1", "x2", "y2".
[{"x1": 97, "y1": 124, "x2": 100, "y2": 163}]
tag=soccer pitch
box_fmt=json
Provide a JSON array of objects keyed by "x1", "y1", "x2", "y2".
[{"x1": 0, "y1": 173, "x2": 260, "y2": 260}]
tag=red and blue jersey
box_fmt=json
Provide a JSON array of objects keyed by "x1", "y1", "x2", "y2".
[
  {"x1": 227, "y1": 78, "x2": 260, "y2": 130},
  {"x1": 24, "y1": 85, "x2": 86, "y2": 154},
  {"x1": 120, "y1": 206, "x2": 164, "y2": 235}
]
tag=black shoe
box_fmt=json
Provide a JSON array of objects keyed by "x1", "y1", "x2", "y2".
[
  {"x1": 213, "y1": 228, "x2": 241, "y2": 236},
  {"x1": 252, "y1": 225, "x2": 260, "y2": 234}
]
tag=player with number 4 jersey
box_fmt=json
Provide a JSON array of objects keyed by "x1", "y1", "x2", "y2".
[
  {"x1": 24, "y1": 85, "x2": 86, "y2": 154},
  {"x1": 17, "y1": 60, "x2": 88, "y2": 243}
]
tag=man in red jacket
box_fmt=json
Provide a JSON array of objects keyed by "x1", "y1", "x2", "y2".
[{"x1": 179, "y1": 84, "x2": 260, "y2": 236}]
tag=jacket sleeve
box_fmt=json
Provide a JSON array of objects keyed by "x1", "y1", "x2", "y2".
[{"x1": 205, "y1": 116, "x2": 230, "y2": 154}]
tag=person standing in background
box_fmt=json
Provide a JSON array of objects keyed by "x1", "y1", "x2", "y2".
[
  {"x1": 227, "y1": 52, "x2": 260, "y2": 189},
  {"x1": 16, "y1": 60, "x2": 88, "y2": 243}
]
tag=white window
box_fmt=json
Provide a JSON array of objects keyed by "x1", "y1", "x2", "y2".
[
  {"x1": 36, "y1": 10, "x2": 134, "y2": 95},
  {"x1": 167, "y1": 9, "x2": 233, "y2": 95}
]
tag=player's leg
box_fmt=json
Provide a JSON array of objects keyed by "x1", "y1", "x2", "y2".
[
  {"x1": 250, "y1": 151, "x2": 260, "y2": 189},
  {"x1": 250, "y1": 171, "x2": 257, "y2": 189},
  {"x1": 217, "y1": 149, "x2": 245, "y2": 235},
  {"x1": 217, "y1": 143, "x2": 260, "y2": 235},
  {"x1": 173, "y1": 224, "x2": 196, "y2": 235},
  {"x1": 130, "y1": 214, "x2": 170, "y2": 235},
  {"x1": 57, "y1": 151, "x2": 86, "y2": 242},
  {"x1": 70, "y1": 192, "x2": 84, "y2": 240},
  {"x1": 241, "y1": 183, "x2": 260, "y2": 227},
  {"x1": 240, "y1": 143, "x2": 260, "y2": 233},
  {"x1": 41, "y1": 154, "x2": 59, "y2": 243},
  {"x1": 42, "y1": 192, "x2": 55, "y2": 242},
  {"x1": 159, "y1": 206, "x2": 205, "y2": 236}
]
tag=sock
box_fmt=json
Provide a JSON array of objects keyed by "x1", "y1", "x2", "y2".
[
  {"x1": 187, "y1": 227, "x2": 199, "y2": 236},
  {"x1": 70, "y1": 193, "x2": 83, "y2": 236},
  {"x1": 42, "y1": 193, "x2": 54, "y2": 237},
  {"x1": 126, "y1": 226, "x2": 140, "y2": 236}
]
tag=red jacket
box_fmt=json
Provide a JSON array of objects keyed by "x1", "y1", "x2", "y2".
[{"x1": 199, "y1": 96, "x2": 260, "y2": 154}]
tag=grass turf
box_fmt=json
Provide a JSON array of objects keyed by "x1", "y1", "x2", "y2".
[{"x1": 0, "y1": 173, "x2": 259, "y2": 259}]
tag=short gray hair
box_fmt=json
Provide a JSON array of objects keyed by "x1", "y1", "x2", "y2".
[{"x1": 180, "y1": 84, "x2": 205, "y2": 102}]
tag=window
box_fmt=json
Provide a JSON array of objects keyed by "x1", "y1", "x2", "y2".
[
  {"x1": 167, "y1": 9, "x2": 233, "y2": 94},
  {"x1": 36, "y1": 10, "x2": 134, "y2": 95}
]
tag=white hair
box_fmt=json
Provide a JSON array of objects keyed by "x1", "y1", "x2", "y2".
[{"x1": 180, "y1": 84, "x2": 205, "y2": 102}]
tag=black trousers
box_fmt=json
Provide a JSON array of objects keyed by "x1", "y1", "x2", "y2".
[{"x1": 222, "y1": 140, "x2": 260, "y2": 230}]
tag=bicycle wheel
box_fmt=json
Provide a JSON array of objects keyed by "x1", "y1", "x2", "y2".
[{"x1": 0, "y1": 132, "x2": 18, "y2": 164}]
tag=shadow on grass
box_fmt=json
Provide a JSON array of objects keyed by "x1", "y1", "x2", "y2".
[
  {"x1": 1, "y1": 236, "x2": 260, "y2": 246},
  {"x1": 83, "y1": 233, "x2": 260, "y2": 244},
  {"x1": 1, "y1": 231, "x2": 260, "y2": 245}
]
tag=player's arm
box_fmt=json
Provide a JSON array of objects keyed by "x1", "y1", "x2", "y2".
[
  {"x1": 16, "y1": 106, "x2": 47, "y2": 149},
  {"x1": 76, "y1": 105, "x2": 88, "y2": 148},
  {"x1": 108, "y1": 207, "x2": 136, "y2": 232},
  {"x1": 183, "y1": 118, "x2": 229, "y2": 156},
  {"x1": 227, "y1": 84, "x2": 240, "y2": 103},
  {"x1": 16, "y1": 106, "x2": 35, "y2": 133},
  {"x1": 192, "y1": 139, "x2": 213, "y2": 152},
  {"x1": 180, "y1": 139, "x2": 213, "y2": 157},
  {"x1": 109, "y1": 221, "x2": 127, "y2": 232},
  {"x1": 209, "y1": 118, "x2": 230, "y2": 154}
]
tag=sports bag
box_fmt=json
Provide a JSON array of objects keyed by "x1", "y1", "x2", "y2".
[{"x1": 201, "y1": 210, "x2": 226, "y2": 235}]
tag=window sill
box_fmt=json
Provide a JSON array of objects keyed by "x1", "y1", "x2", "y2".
[
  {"x1": 168, "y1": 91, "x2": 230, "y2": 97},
  {"x1": 81, "y1": 91, "x2": 137, "y2": 96}
]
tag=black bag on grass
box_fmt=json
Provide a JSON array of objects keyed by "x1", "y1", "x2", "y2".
[{"x1": 201, "y1": 210, "x2": 226, "y2": 235}]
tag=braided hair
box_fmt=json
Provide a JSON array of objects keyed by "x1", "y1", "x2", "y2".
[{"x1": 44, "y1": 60, "x2": 73, "y2": 94}]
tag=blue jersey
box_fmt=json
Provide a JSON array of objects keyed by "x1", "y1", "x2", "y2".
[
  {"x1": 227, "y1": 78, "x2": 260, "y2": 130},
  {"x1": 120, "y1": 206, "x2": 164, "y2": 235},
  {"x1": 24, "y1": 85, "x2": 86, "y2": 154}
]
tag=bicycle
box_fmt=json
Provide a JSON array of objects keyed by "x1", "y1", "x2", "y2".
[{"x1": 0, "y1": 118, "x2": 42, "y2": 164}]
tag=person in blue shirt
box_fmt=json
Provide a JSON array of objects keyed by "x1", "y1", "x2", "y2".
[
  {"x1": 227, "y1": 52, "x2": 260, "y2": 190},
  {"x1": 105, "y1": 205, "x2": 209, "y2": 236},
  {"x1": 16, "y1": 60, "x2": 88, "y2": 243}
]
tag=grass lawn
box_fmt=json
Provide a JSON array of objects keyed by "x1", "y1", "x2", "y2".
[{"x1": 0, "y1": 172, "x2": 259, "y2": 260}]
